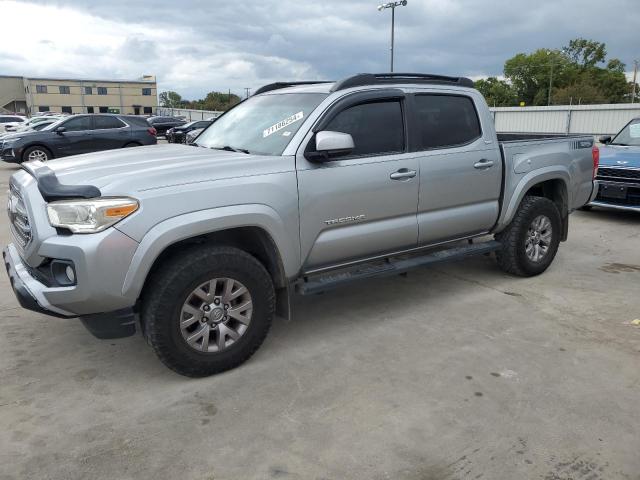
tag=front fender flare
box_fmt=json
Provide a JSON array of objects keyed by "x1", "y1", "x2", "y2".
[{"x1": 119, "y1": 204, "x2": 299, "y2": 301}]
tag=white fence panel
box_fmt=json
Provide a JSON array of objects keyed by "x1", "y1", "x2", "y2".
[
  {"x1": 491, "y1": 103, "x2": 640, "y2": 136},
  {"x1": 156, "y1": 107, "x2": 223, "y2": 121}
]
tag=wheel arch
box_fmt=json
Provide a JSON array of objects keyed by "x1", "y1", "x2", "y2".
[
  {"x1": 498, "y1": 169, "x2": 570, "y2": 240},
  {"x1": 120, "y1": 205, "x2": 298, "y2": 305},
  {"x1": 21, "y1": 143, "x2": 54, "y2": 162}
]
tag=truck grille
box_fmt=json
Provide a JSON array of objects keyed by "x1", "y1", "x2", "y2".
[
  {"x1": 8, "y1": 184, "x2": 32, "y2": 248},
  {"x1": 597, "y1": 167, "x2": 640, "y2": 184}
]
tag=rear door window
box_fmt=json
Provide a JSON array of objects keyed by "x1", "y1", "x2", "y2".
[
  {"x1": 94, "y1": 116, "x2": 125, "y2": 129},
  {"x1": 324, "y1": 100, "x2": 405, "y2": 157},
  {"x1": 413, "y1": 94, "x2": 482, "y2": 150}
]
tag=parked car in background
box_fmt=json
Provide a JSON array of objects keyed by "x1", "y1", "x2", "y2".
[
  {"x1": 166, "y1": 119, "x2": 215, "y2": 143},
  {"x1": 589, "y1": 118, "x2": 640, "y2": 212},
  {"x1": 5, "y1": 116, "x2": 63, "y2": 133},
  {"x1": 0, "y1": 115, "x2": 27, "y2": 133},
  {"x1": 0, "y1": 118, "x2": 60, "y2": 140},
  {"x1": 0, "y1": 114, "x2": 157, "y2": 163},
  {"x1": 146, "y1": 116, "x2": 187, "y2": 137},
  {"x1": 185, "y1": 127, "x2": 204, "y2": 144},
  {"x1": 2, "y1": 73, "x2": 598, "y2": 376}
]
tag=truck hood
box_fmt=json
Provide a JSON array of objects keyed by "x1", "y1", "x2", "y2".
[
  {"x1": 599, "y1": 144, "x2": 640, "y2": 168},
  {"x1": 32, "y1": 144, "x2": 286, "y2": 194}
]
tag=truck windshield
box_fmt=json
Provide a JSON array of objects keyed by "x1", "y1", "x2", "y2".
[
  {"x1": 195, "y1": 93, "x2": 327, "y2": 155},
  {"x1": 611, "y1": 120, "x2": 640, "y2": 146}
]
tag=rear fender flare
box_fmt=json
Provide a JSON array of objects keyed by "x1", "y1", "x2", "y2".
[{"x1": 496, "y1": 167, "x2": 570, "y2": 232}]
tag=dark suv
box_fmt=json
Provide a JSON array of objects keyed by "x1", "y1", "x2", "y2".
[
  {"x1": 146, "y1": 116, "x2": 187, "y2": 136},
  {"x1": 166, "y1": 119, "x2": 215, "y2": 143},
  {"x1": 0, "y1": 114, "x2": 157, "y2": 163}
]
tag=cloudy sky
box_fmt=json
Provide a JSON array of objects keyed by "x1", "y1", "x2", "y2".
[{"x1": 1, "y1": 0, "x2": 639, "y2": 100}]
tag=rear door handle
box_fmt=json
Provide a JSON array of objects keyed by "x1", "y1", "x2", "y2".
[
  {"x1": 390, "y1": 168, "x2": 417, "y2": 180},
  {"x1": 474, "y1": 159, "x2": 494, "y2": 169}
]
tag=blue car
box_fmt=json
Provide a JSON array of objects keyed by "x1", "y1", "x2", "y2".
[{"x1": 591, "y1": 118, "x2": 640, "y2": 212}]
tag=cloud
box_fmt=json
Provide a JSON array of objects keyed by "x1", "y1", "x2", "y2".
[{"x1": 1, "y1": 0, "x2": 639, "y2": 99}]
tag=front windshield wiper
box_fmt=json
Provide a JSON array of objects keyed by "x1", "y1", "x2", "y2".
[
  {"x1": 211, "y1": 145, "x2": 251, "y2": 154},
  {"x1": 610, "y1": 143, "x2": 628, "y2": 146}
]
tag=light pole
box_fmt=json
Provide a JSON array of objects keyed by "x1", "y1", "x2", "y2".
[{"x1": 377, "y1": 0, "x2": 408, "y2": 73}]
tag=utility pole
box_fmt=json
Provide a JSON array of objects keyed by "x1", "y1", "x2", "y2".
[
  {"x1": 548, "y1": 61, "x2": 554, "y2": 106},
  {"x1": 632, "y1": 60, "x2": 638, "y2": 104},
  {"x1": 244, "y1": 87, "x2": 251, "y2": 99},
  {"x1": 377, "y1": 1, "x2": 408, "y2": 72}
]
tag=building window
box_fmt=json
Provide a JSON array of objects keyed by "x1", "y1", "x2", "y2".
[
  {"x1": 142, "y1": 88, "x2": 152, "y2": 96},
  {"x1": 97, "y1": 87, "x2": 107, "y2": 95},
  {"x1": 61, "y1": 106, "x2": 72, "y2": 114},
  {"x1": 38, "y1": 106, "x2": 49, "y2": 112},
  {"x1": 99, "y1": 106, "x2": 109, "y2": 113},
  {"x1": 85, "y1": 87, "x2": 92, "y2": 95},
  {"x1": 143, "y1": 107, "x2": 152, "y2": 114},
  {"x1": 87, "y1": 106, "x2": 94, "y2": 114},
  {"x1": 36, "y1": 85, "x2": 47, "y2": 94},
  {"x1": 59, "y1": 86, "x2": 70, "y2": 94}
]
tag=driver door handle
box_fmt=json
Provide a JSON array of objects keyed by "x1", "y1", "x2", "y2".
[
  {"x1": 390, "y1": 168, "x2": 417, "y2": 180},
  {"x1": 474, "y1": 159, "x2": 494, "y2": 169}
]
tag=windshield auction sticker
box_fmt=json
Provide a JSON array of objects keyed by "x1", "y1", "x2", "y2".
[
  {"x1": 629, "y1": 123, "x2": 640, "y2": 138},
  {"x1": 263, "y1": 111, "x2": 304, "y2": 138}
]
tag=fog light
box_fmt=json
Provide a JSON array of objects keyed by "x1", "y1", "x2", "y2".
[{"x1": 65, "y1": 265, "x2": 75, "y2": 283}]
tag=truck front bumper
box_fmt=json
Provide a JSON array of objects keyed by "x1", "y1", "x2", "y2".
[{"x1": 3, "y1": 243, "x2": 137, "y2": 339}]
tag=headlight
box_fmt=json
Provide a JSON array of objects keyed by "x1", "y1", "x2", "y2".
[{"x1": 46, "y1": 197, "x2": 139, "y2": 233}]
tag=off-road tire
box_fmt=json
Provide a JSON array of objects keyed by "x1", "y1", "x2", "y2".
[
  {"x1": 495, "y1": 196, "x2": 562, "y2": 277},
  {"x1": 142, "y1": 245, "x2": 275, "y2": 377}
]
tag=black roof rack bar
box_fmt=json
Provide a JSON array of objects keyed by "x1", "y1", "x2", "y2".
[
  {"x1": 330, "y1": 73, "x2": 475, "y2": 92},
  {"x1": 254, "y1": 81, "x2": 334, "y2": 96}
]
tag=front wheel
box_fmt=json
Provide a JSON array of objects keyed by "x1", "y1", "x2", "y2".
[
  {"x1": 22, "y1": 146, "x2": 51, "y2": 163},
  {"x1": 495, "y1": 196, "x2": 562, "y2": 277},
  {"x1": 142, "y1": 245, "x2": 275, "y2": 377}
]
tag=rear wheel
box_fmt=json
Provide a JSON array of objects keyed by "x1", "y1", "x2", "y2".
[
  {"x1": 22, "y1": 146, "x2": 51, "y2": 163},
  {"x1": 142, "y1": 245, "x2": 275, "y2": 377},
  {"x1": 495, "y1": 196, "x2": 561, "y2": 277}
]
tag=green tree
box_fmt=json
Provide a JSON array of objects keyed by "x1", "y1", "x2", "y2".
[
  {"x1": 474, "y1": 77, "x2": 518, "y2": 106},
  {"x1": 503, "y1": 39, "x2": 632, "y2": 105},
  {"x1": 159, "y1": 91, "x2": 183, "y2": 108}
]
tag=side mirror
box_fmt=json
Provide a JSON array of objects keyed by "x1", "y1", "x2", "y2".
[
  {"x1": 599, "y1": 135, "x2": 612, "y2": 144},
  {"x1": 305, "y1": 131, "x2": 354, "y2": 161},
  {"x1": 54, "y1": 126, "x2": 66, "y2": 134}
]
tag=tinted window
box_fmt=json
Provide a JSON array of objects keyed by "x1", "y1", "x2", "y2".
[
  {"x1": 194, "y1": 121, "x2": 211, "y2": 128},
  {"x1": 324, "y1": 100, "x2": 404, "y2": 157},
  {"x1": 97, "y1": 87, "x2": 107, "y2": 95},
  {"x1": 0, "y1": 116, "x2": 22, "y2": 123},
  {"x1": 36, "y1": 85, "x2": 47, "y2": 93},
  {"x1": 62, "y1": 116, "x2": 92, "y2": 131},
  {"x1": 143, "y1": 107, "x2": 152, "y2": 114},
  {"x1": 142, "y1": 88, "x2": 151, "y2": 95},
  {"x1": 59, "y1": 86, "x2": 70, "y2": 94},
  {"x1": 38, "y1": 106, "x2": 49, "y2": 112},
  {"x1": 414, "y1": 95, "x2": 481, "y2": 149},
  {"x1": 94, "y1": 116, "x2": 125, "y2": 129},
  {"x1": 87, "y1": 106, "x2": 94, "y2": 113},
  {"x1": 85, "y1": 87, "x2": 92, "y2": 94},
  {"x1": 99, "y1": 106, "x2": 108, "y2": 113},
  {"x1": 61, "y1": 106, "x2": 72, "y2": 114}
]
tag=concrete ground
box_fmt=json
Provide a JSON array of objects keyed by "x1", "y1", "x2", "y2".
[{"x1": 0, "y1": 161, "x2": 639, "y2": 480}]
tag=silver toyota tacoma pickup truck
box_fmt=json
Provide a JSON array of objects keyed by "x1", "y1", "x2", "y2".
[{"x1": 4, "y1": 73, "x2": 599, "y2": 377}]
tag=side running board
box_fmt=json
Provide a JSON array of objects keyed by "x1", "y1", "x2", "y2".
[{"x1": 297, "y1": 240, "x2": 502, "y2": 295}]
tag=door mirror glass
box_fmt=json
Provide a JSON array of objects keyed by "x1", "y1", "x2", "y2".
[
  {"x1": 599, "y1": 135, "x2": 612, "y2": 144},
  {"x1": 54, "y1": 126, "x2": 66, "y2": 134},
  {"x1": 306, "y1": 131, "x2": 355, "y2": 161}
]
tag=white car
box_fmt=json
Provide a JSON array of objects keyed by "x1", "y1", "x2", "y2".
[
  {"x1": 0, "y1": 115, "x2": 27, "y2": 133},
  {"x1": 8, "y1": 116, "x2": 62, "y2": 133}
]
